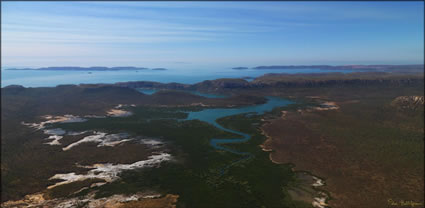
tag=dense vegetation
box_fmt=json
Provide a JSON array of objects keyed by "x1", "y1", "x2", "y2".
[{"x1": 50, "y1": 105, "x2": 313, "y2": 208}]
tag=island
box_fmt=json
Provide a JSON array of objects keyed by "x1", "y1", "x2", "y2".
[
  {"x1": 151, "y1": 68, "x2": 168, "y2": 71},
  {"x1": 232, "y1": 67, "x2": 249, "y2": 70}
]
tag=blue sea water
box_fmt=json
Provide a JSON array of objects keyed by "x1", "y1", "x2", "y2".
[{"x1": 1, "y1": 68, "x2": 355, "y2": 88}]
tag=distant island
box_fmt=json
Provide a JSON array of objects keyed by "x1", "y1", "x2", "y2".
[
  {"x1": 249, "y1": 64, "x2": 424, "y2": 73},
  {"x1": 5, "y1": 66, "x2": 168, "y2": 71},
  {"x1": 232, "y1": 67, "x2": 249, "y2": 70}
]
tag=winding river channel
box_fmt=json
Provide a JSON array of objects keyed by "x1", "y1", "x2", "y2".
[
  {"x1": 137, "y1": 88, "x2": 294, "y2": 173},
  {"x1": 184, "y1": 96, "x2": 293, "y2": 173}
]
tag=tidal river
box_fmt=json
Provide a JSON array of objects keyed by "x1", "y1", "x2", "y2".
[{"x1": 184, "y1": 96, "x2": 293, "y2": 174}]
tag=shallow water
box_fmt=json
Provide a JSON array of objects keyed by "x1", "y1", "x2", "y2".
[
  {"x1": 184, "y1": 96, "x2": 293, "y2": 173},
  {"x1": 137, "y1": 89, "x2": 158, "y2": 95}
]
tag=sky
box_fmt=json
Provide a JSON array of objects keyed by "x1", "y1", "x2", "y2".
[{"x1": 1, "y1": 1, "x2": 424, "y2": 69}]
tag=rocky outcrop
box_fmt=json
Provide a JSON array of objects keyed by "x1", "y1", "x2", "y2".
[
  {"x1": 391, "y1": 96, "x2": 424, "y2": 110},
  {"x1": 192, "y1": 78, "x2": 251, "y2": 91}
]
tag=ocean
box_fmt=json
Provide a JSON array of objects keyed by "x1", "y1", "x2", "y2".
[{"x1": 1, "y1": 67, "x2": 355, "y2": 88}]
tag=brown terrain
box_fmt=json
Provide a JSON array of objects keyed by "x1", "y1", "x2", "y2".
[
  {"x1": 261, "y1": 96, "x2": 424, "y2": 208},
  {"x1": 119, "y1": 194, "x2": 179, "y2": 208},
  {"x1": 2, "y1": 192, "x2": 179, "y2": 208}
]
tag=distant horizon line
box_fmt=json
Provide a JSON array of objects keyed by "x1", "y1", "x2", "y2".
[{"x1": 2, "y1": 63, "x2": 424, "y2": 70}]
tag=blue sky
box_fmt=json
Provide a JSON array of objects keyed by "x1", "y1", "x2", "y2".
[{"x1": 1, "y1": 1, "x2": 424, "y2": 69}]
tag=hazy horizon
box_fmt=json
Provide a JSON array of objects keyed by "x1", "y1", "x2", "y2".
[{"x1": 2, "y1": 63, "x2": 425, "y2": 71}]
